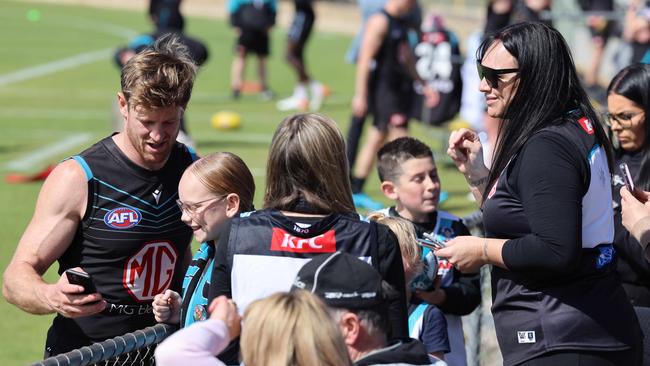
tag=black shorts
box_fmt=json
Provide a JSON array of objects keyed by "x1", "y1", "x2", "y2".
[
  {"x1": 237, "y1": 29, "x2": 270, "y2": 56},
  {"x1": 368, "y1": 76, "x2": 414, "y2": 131},
  {"x1": 287, "y1": 10, "x2": 315, "y2": 52}
]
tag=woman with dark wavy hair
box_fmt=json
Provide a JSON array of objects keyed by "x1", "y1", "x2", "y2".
[
  {"x1": 608, "y1": 63, "x2": 650, "y2": 307},
  {"x1": 439, "y1": 22, "x2": 641, "y2": 365}
]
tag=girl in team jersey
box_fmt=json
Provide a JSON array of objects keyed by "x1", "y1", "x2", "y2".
[
  {"x1": 152, "y1": 152, "x2": 255, "y2": 328},
  {"x1": 441, "y1": 22, "x2": 642, "y2": 366},
  {"x1": 208, "y1": 113, "x2": 408, "y2": 364}
]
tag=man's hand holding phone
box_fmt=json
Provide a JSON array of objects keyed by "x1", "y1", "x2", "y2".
[{"x1": 43, "y1": 268, "x2": 106, "y2": 318}]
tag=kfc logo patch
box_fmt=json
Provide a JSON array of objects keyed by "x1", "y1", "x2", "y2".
[
  {"x1": 270, "y1": 228, "x2": 336, "y2": 253},
  {"x1": 123, "y1": 241, "x2": 178, "y2": 302},
  {"x1": 578, "y1": 117, "x2": 594, "y2": 135}
]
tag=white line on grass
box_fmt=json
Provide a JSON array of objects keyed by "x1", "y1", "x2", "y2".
[
  {"x1": 0, "y1": 48, "x2": 113, "y2": 87},
  {"x1": 5, "y1": 133, "x2": 93, "y2": 171}
]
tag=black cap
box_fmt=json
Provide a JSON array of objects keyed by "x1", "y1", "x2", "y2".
[{"x1": 291, "y1": 252, "x2": 395, "y2": 309}]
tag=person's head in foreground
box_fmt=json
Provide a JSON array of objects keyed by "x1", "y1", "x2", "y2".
[
  {"x1": 292, "y1": 252, "x2": 436, "y2": 364},
  {"x1": 241, "y1": 290, "x2": 353, "y2": 366}
]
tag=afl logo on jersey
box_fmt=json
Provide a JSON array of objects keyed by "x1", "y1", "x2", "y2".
[
  {"x1": 104, "y1": 207, "x2": 141, "y2": 229},
  {"x1": 124, "y1": 241, "x2": 178, "y2": 302}
]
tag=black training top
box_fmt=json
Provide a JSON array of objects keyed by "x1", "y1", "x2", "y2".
[
  {"x1": 612, "y1": 150, "x2": 650, "y2": 307},
  {"x1": 482, "y1": 111, "x2": 642, "y2": 365},
  {"x1": 374, "y1": 9, "x2": 411, "y2": 87},
  {"x1": 47, "y1": 136, "x2": 194, "y2": 354}
]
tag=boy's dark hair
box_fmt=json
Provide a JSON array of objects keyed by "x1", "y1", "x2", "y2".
[{"x1": 377, "y1": 137, "x2": 434, "y2": 182}]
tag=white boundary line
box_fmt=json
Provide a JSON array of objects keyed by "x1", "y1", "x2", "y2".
[
  {"x1": 0, "y1": 48, "x2": 113, "y2": 87},
  {"x1": 5, "y1": 133, "x2": 93, "y2": 171}
]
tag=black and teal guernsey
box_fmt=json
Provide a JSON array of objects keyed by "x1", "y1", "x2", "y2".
[
  {"x1": 483, "y1": 111, "x2": 642, "y2": 365},
  {"x1": 45, "y1": 136, "x2": 195, "y2": 356}
]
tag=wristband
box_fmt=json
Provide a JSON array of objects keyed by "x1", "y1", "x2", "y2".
[{"x1": 469, "y1": 176, "x2": 489, "y2": 187}]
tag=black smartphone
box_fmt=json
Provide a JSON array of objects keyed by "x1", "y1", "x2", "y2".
[
  {"x1": 417, "y1": 237, "x2": 446, "y2": 251},
  {"x1": 65, "y1": 269, "x2": 98, "y2": 295},
  {"x1": 619, "y1": 163, "x2": 635, "y2": 192}
]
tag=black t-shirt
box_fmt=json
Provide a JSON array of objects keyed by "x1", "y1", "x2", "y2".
[
  {"x1": 482, "y1": 112, "x2": 641, "y2": 365},
  {"x1": 374, "y1": 10, "x2": 411, "y2": 87}
]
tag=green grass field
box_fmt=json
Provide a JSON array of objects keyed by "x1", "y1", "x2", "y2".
[{"x1": 0, "y1": 1, "x2": 475, "y2": 364}]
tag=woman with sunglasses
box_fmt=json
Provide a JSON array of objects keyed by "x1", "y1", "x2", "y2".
[
  {"x1": 152, "y1": 152, "x2": 255, "y2": 328},
  {"x1": 439, "y1": 22, "x2": 642, "y2": 365},
  {"x1": 607, "y1": 63, "x2": 650, "y2": 308}
]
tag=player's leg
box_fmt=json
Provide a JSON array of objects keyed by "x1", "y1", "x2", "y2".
[{"x1": 231, "y1": 41, "x2": 247, "y2": 99}]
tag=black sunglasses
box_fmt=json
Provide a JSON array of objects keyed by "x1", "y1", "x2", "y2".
[{"x1": 476, "y1": 62, "x2": 519, "y2": 88}]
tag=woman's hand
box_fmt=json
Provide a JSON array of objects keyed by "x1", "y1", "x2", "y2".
[
  {"x1": 152, "y1": 289, "x2": 181, "y2": 324},
  {"x1": 447, "y1": 128, "x2": 489, "y2": 181},
  {"x1": 208, "y1": 296, "x2": 241, "y2": 342},
  {"x1": 435, "y1": 236, "x2": 486, "y2": 273},
  {"x1": 621, "y1": 187, "x2": 650, "y2": 244}
]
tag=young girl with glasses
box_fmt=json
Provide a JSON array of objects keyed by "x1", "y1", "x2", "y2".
[{"x1": 152, "y1": 152, "x2": 255, "y2": 328}]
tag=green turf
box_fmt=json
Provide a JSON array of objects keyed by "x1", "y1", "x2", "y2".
[{"x1": 0, "y1": 1, "x2": 476, "y2": 364}]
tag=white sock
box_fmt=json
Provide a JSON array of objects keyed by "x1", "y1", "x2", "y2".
[{"x1": 294, "y1": 83, "x2": 308, "y2": 99}]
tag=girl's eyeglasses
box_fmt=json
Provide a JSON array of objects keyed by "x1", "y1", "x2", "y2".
[{"x1": 176, "y1": 195, "x2": 226, "y2": 216}]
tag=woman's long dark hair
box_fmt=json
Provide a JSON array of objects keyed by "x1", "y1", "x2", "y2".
[
  {"x1": 478, "y1": 22, "x2": 614, "y2": 200},
  {"x1": 607, "y1": 63, "x2": 650, "y2": 191}
]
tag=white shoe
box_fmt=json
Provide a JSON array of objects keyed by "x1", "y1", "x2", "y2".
[
  {"x1": 309, "y1": 82, "x2": 324, "y2": 111},
  {"x1": 276, "y1": 95, "x2": 308, "y2": 111}
]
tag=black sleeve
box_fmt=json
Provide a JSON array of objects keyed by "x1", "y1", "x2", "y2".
[
  {"x1": 421, "y1": 306, "x2": 450, "y2": 354},
  {"x1": 208, "y1": 220, "x2": 233, "y2": 302},
  {"x1": 501, "y1": 132, "x2": 587, "y2": 275},
  {"x1": 376, "y1": 224, "x2": 409, "y2": 340},
  {"x1": 438, "y1": 222, "x2": 481, "y2": 315}
]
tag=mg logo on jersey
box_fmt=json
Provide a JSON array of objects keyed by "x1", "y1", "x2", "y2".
[
  {"x1": 578, "y1": 117, "x2": 594, "y2": 135},
  {"x1": 104, "y1": 207, "x2": 141, "y2": 229},
  {"x1": 270, "y1": 228, "x2": 337, "y2": 253},
  {"x1": 124, "y1": 241, "x2": 178, "y2": 302}
]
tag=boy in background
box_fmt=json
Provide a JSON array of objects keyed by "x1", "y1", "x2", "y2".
[
  {"x1": 228, "y1": 0, "x2": 276, "y2": 100},
  {"x1": 374, "y1": 137, "x2": 480, "y2": 366}
]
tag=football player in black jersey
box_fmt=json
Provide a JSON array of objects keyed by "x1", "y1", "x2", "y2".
[{"x1": 3, "y1": 35, "x2": 197, "y2": 357}]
